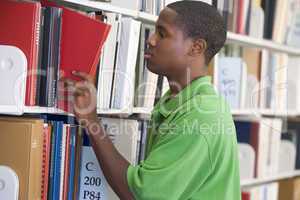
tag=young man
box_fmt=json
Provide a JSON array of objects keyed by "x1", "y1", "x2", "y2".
[{"x1": 64, "y1": 1, "x2": 241, "y2": 199}]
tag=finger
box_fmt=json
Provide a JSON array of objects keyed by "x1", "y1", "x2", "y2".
[
  {"x1": 59, "y1": 77, "x2": 76, "y2": 87},
  {"x1": 72, "y1": 71, "x2": 95, "y2": 83}
]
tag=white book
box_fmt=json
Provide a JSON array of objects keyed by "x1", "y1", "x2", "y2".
[
  {"x1": 59, "y1": 124, "x2": 68, "y2": 200},
  {"x1": 79, "y1": 143, "x2": 109, "y2": 200},
  {"x1": 143, "y1": 70, "x2": 158, "y2": 108},
  {"x1": 79, "y1": 118, "x2": 139, "y2": 200},
  {"x1": 240, "y1": 61, "x2": 248, "y2": 109},
  {"x1": 112, "y1": 18, "x2": 141, "y2": 110},
  {"x1": 259, "y1": 50, "x2": 270, "y2": 109},
  {"x1": 97, "y1": 13, "x2": 121, "y2": 110},
  {"x1": 286, "y1": 9, "x2": 300, "y2": 47},
  {"x1": 273, "y1": 54, "x2": 288, "y2": 111},
  {"x1": 238, "y1": 143, "x2": 255, "y2": 180},
  {"x1": 217, "y1": 57, "x2": 245, "y2": 109},
  {"x1": 287, "y1": 57, "x2": 300, "y2": 111},
  {"x1": 268, "y1": 119, "x2": 282, "y2": 176},
  {"x1": 278, "y1": 140, "x2": 296, "y2": 173},
  {"x1": 272, "y1": 0, "x2": 290, "y2": 43},
  {"x1": 101, "y1": 118, "x2": 139, "y2": 165},
  {"x1": 256, "y1": 118, "x2": 273, "y2": 178},
  {"x1": 249, "y1": 3, "x2": 264, "y2": 38}
]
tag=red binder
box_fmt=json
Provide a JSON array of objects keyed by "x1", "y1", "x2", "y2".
[
  {"x1": 0, "y1": 0, "x2": 41, "y2": 106},
  {"x1": 59, "y1": 8, "x2": 111, "y2": 80},
  {"x1": 57, "y1": 8, "x2": 110, "y2": 112}
]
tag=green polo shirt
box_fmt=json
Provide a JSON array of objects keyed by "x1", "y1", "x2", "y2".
[{"x1": 127, "y1": 76, "x2": 241, "y2": 200}]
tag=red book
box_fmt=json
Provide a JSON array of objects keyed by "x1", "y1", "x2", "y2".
[
  {"x1": 41, "y1": 124, "x2": 52, "y2": 200},
  {"x1": 242, "y1": 191, "x2": 251, "y2": 200},
  {"x1": 0, "y1": 0, "x2": 41, "y2": 106},
  {"x1": 41, "y1": 1, "x2": 111, "y2": 112}
]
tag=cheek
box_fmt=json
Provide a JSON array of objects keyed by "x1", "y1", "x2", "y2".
[
  {"x1": 157, "y1": 43, "x2": 186, "y2": 63},
  {"x1": 146, "y1": 41, "x2": 188, "y2": 74}
]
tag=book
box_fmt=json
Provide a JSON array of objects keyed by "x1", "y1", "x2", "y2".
[
  {"x1": 78, "y1": 117, "x2": 139, "y2": 199},
  {"x1": 53, "y1": 7, "x2": 111, "y2": 112},
  {"x1": 0, "y1": 117, "x2": 44, "y2": 200},
  {"x1": 0, "y1": 0, "x2": 42, "y2": 106},
  {"x1": 278, "y1": 140, "x2": 296, "y2": 173},
  {"x1": 238, "y1": 143, "x2": 255, "y2": 180},
  {"x1": 38, "y1": 6, "x2": 62, "y2": 107},
  {"x1": 242, "y1": 48, "x2": 261, "y2": 109},
  {"x1": 78, "y1": 133, "x2": 109, "y2": 200},
  {"x1": 97, "y1": 12, "x2": 121, "y2": 110},
  {"x1": 278, "y1": 177, "x2": 300, "y2": 200},
  {"x1": 217, "y1": 57, "x2": 247, "y2": 109},
  {"x1": 58, "y1": 8, "x2": 111, "y2": 81},
  {"x1": 41, "y1": 123, "x2": 52, "y2": 200},
  {"x1": 111, "y1": 17, "x2": 141, "y2": 110},
  {"x1": 286, "y1": 6, "x2": 300, "y2": 47}
]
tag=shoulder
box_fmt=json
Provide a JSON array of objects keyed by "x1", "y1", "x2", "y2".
[
  {"x1": 175, "y1": 93, "x2": 232, "y2": 122},
  {"x1": 164, "y1": 93, "x2": 235, "y2": 138}
]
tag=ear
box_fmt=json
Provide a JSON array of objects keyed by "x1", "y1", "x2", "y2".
[{"x1": 188, "y1": 38, "x2": 207, "y2": 57}]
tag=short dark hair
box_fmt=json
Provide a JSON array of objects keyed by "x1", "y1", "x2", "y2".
[{"x1": 167, "y1": 1, "x2": 227, "y2": 65}]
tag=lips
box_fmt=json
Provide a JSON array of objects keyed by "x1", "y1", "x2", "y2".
[{"x1": 144, "y1": 49, "x2": 153, "y2": 59}]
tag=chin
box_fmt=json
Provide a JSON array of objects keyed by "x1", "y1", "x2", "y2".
[{"x1": 146, "y1": 62, "x2": 159, "y2": 74}]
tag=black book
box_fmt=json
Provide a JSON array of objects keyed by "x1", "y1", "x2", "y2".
[
  {"x1": 261, "y1": 0, "x2": 277, "y2": 39},
  {"x1": 38, "y1": 6, "x2": 62, "y2": 107}
]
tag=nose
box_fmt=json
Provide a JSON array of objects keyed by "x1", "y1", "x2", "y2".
[{"x1": 147, "y1": 32, "x2": 156, "y2": 47}]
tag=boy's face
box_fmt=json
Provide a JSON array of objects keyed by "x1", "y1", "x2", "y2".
[{"x1": 145, "y1": 7, "x2": 193, "y2": 77}]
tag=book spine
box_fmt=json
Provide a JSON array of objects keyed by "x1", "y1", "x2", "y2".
[
  {"x1": 67, "y1": 127, "x2": 76, "y2": 200},
  {"x1": 63, "y1": 126, "x2": 71, "y2": 200},
  {"x1": 59, "y1": 125, "x2": 67, "y2": 200},
  {"x1": 48, "y1": 121, "x2": 56, "y2": 200},
  {"x1": 30, "y1": 3, "x2": 42, "y2": 105},
  {"x1": 52, "y1": 121, "x2": 63, "y2": 200},
  {"x1": 41, "y1": 125, "x2": 47, "y2": 200},
  {"x1": 36, "y1": 7, "x2": 45, "y2": 106},
  {"x1": 28, "y1": 121, "x2": 43, "y2": 200},
  {"x1": 40, "y1": 7, "x2": 53, "y2": 107},
  {"x1": 47, "y1": 8, "x2": 62, "y2": 107}
]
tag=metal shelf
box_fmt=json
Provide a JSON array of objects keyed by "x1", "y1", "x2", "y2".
[
  {"x1": 62, "y1": 0, "x2": 138, "y2": 17},
  {"x1": 21, "y1": 106, "x2": 300, "y2": 118},
  {"x1": 226, "y1": 32, "x2": 300, "y2": 56},
  {"x1": 241, "y1": 170, "x2": 300, "y2": 188},
  {"x1": 23, "y1": 106, "x2": 72, "y2": 115}
]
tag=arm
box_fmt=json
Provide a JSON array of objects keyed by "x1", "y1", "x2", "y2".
[{"x1": 61, "y1": 71, "x2": 134, "y2": 199}]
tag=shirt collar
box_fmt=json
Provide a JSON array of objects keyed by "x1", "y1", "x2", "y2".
[{"x1": 153, "y1": 76, "x2": 214, "y2": 118}]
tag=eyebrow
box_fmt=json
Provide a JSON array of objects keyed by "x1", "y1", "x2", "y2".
[
  {"x1": 156, "y1": 24, "x2": 167, "y2": 33},
  {"x1": 156, "y1": 24, "x2": 164, "y2": 29}
]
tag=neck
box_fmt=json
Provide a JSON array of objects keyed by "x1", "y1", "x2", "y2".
[{"x1": 167, "y1": 66, "x2": 208, "y2": 96}]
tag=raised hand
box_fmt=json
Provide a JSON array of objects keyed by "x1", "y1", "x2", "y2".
[{"x1": 60, "y1": 70, "x2": 98, "y2": 126}]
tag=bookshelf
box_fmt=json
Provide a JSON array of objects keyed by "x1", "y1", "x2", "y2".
[
  {"x1": 1, "y1": 0, "x2": 300, "y2": 199},
  {"x1": 53, "y1": 1, "x2": 300, "y2": 197},
  {"x1": 13, "y1": 0, "x2": 299, "y2": 117}
]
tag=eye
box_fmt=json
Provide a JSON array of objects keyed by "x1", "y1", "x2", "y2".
[{"x1": 158, "y1": 30, "x2": 164, "y2": 38}]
